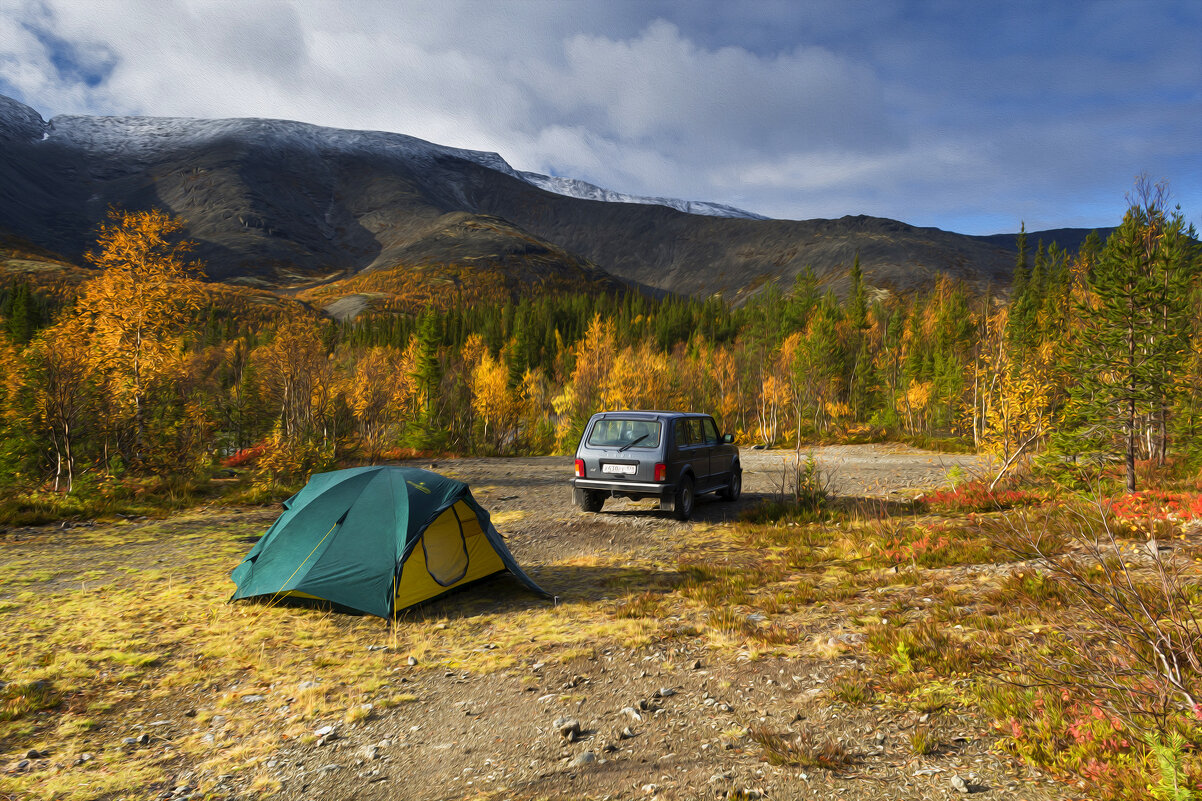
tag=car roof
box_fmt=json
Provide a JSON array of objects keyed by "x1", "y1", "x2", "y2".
[{"x1": 592, "y1": 410, "x2": 709, "y2": 420}]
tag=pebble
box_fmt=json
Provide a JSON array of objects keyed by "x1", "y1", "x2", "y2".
[
  {"x1": 653, "y1": 687, "x2": 676, "y2": 698},
  {"x1": 619, "y1": 726, "x2": 636, "y2": 739},
  {"x1": 950, "y1": 774, "x2": 969, "y2": 793},
  {"x1": 25, "y1": 749, "x2": 43, "y2": 759},
  {"x1": 553, "y1": 717, "x2": 582, "y2": 741},
  {"x1": 570, "y1": 750, "x2": 596, "y2": 767},
  {"x1": 407, "y1": 656, "x2": 418, "y2": 666},
  {"x1": 242, "y1": 694, "x2": 265, "y2": 704},
  {"x1": 621, "y1": 706, "x2": 643, "y2": 721}
]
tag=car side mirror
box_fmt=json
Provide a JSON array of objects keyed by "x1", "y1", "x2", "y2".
[{"x1": 722, "y1": 433, "x2": 734, "y2": 444}]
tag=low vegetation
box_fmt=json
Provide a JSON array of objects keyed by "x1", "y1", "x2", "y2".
[{"x1": 5, "y1": 454, "x2": 1202, "y2": 799}]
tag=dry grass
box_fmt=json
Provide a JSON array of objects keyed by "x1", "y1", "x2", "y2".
[
  {"x1": 747, "y1": 725, "x2": 856, "y2": 770},
  {"x1": 907, "y1": 727, "x2": 939, "y2": 756},
  {"x1": 4, "y1": 486, "x2": 1200, "y2": 800},
  {"x1": 0, "y1": 515, "x2": 665, "y2": 799}
]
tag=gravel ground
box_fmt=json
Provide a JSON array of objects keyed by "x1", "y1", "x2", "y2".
[
  {"x1": 427, "y1": 444, "x2": 988, "y2": 566},
  {"x1": 256, "y1": 445, "x2": 1064, "y2": 801}
]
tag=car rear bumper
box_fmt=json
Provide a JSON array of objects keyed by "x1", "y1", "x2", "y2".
[{"x1": 571, "y1": 477, "x2": 672, "y2": 497}]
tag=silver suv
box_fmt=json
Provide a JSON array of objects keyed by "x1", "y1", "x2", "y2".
[{"x1": 570, "y1": 410, "x2": 741, "y2": 521}]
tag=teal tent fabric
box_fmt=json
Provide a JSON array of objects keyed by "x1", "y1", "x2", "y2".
[{"x1": 230, "y1": 466, "x2": 547, "y2": 617}]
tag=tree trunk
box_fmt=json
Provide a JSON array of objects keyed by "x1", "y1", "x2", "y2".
[
  {"x1": 64, "y1": 421, "x2": 74, "y2": 494},
  {"x1": 52, "y1": 440, "x2": 62, "y2": 493},
  {"x1": 1127, "y1": 394, "x2": 1138, "y2": 492}
]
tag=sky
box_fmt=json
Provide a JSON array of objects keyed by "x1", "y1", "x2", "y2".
[{"x1": 1, "y1": 0, "x2": 1199, "y2": 235}]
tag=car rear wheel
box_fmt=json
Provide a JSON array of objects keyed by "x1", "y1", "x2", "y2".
[
  {"x1": 673, "y1": 476, "x2": 695, "y2": 521},
  {"x1": 720, "y1": 468, "x2": 742, "y2": 501},
  {"x1": 575, "y1": 487, "x2": 605, "y2": 513}
]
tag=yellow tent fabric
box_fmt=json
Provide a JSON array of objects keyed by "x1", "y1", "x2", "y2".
[{"x1": 394, "y1": 501, "x2": 506, "y2": 610}]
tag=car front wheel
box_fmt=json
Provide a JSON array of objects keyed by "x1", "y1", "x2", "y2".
[{"x1": 673, "y1": 476, "x2": 695, "y2": 521}]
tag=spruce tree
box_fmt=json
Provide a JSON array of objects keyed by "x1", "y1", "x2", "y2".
[
  {"x1": 413, "y1": 307, "x2": 442, "y2": 421},
  {"x1": 1061, "y1": 199, "x2": 1196, "y2": 490},
  {"x1": 847, "y1": 255, "x2": 872, "y2": 420},
  {"x1": 848, "y1": 253, "x2": 867, "y2": 332},
  {"x1": 1007, "y1": 224, "x2": 1038, "y2": 355}
]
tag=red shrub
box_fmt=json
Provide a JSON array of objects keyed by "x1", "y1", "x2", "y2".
[
  {"x1": 923, "y1": 481, "x2": 1039, "y2": 513},
  {"x1": 222, "y1": 441, "x2": 269, "y2": 468},
  {"x1": 1107, "y1": 490, "x2": 1202, "y2": 525}
]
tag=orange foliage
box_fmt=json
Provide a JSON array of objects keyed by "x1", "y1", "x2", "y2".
[
  {"x1": 74, "y1": 209, "x2": 205, "y2": 424},
  {"x1": 471, "y1": 349, "x2": 517, "y2": 452}
]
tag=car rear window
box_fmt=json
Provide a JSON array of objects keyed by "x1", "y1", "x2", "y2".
[{"x1": 587, "y1": 418, "x2": 662, "y2": 449}]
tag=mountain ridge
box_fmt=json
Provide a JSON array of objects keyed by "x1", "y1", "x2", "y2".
[{"x1": 0, "y1": 94, "x2": 1106, "y2": 306}]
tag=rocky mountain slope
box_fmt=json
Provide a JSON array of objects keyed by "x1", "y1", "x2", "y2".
[{"x1": 0, "y1": 94, "x2": 1098, "y2": 304}]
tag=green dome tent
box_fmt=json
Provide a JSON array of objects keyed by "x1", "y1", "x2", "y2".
[{"x1": 230, "y1": 466, "x2": 547, "y2": 618}]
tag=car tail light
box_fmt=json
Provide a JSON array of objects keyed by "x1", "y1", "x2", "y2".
[
  {"x1": 574, "y1": 458, "x2": 585, "y2": 477},
  {"x1": 654, "y1": 463, "x2": 667, "y2": 482}
]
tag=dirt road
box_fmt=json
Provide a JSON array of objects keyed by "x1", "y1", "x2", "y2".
[{"x1": 430, "y1": 444, "x2": 986, "y2": 567}]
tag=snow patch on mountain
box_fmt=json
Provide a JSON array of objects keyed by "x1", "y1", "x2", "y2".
[{"x1": 519, "y1": 172, "x2": 767, "y2": 220}]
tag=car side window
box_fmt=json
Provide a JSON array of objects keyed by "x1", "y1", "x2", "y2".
[
  {"x1": 674, "y1": 419, "x2": 690, "y2": 449},
  {"x1": 702, "y1": 418, "x2": 719, "y2": 446}
]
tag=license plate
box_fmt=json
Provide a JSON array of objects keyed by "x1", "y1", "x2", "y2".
[{"x1": 602, "y1": 463, "x2": 637, "y2": 475}]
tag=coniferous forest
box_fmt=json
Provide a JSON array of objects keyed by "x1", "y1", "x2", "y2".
[{"x1": 0, "y1": 184, "x2": 1197, "y2": 518}]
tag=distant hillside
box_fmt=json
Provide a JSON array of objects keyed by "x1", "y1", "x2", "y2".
[
  {"x1": 0, "y1": 94, "x2": 1105, "y2": 306},
  {"x1": 973, "y1": 228, "x2": 1112, "y2": 254}
]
